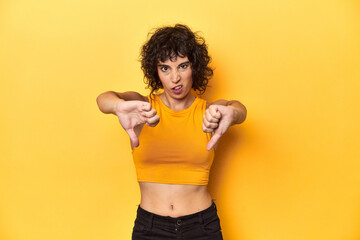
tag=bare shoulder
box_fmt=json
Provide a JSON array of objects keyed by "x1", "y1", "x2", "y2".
[
  {"x1": 115, "y1": 91, "x2": 149, "y2": 102},
  {"x1": 206, "y1": 99, "x2": 229, "y2": 109}
]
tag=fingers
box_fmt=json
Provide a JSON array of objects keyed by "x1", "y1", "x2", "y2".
[
  {"x1": 139, "y1": 108, "x2": 159, "y2": 127},
  {"x1": 141, "y1": 108, "x2": 157, "y2": 118},
  {"x1": 203, "y1": 105, "x2": 222, "y2": 133},
  {"x1": 139, "y1": 102, "x2": 152, "y2": 111},
  {"x1": 207, "y1": 105, "x2": 221, "y2": 121},
  {"x1": 146, "y1": 114, "x2": 160, "y2": 127},
  {"x1": 202, "y1": 121, "x2": 218, "y2": 132}
]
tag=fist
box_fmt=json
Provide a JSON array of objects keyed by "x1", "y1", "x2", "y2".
[
  {"x1": 115, "y1": 101, "x2": 160, "y2": 147},
  {"x1": 203, "y1": 105, "x2": 235, "y2": 151},
  {"x1": 202, "y1": 105, "x2": 221, "y2": 133}
]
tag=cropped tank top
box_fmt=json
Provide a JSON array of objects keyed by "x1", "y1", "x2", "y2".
[{"x1": 132, "y1": 94, "x2": 215, "y2": 185}]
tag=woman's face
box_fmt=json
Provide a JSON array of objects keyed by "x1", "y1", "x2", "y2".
[{"x1": 157, "y1": 55, "x2": 193, "y2": 100}]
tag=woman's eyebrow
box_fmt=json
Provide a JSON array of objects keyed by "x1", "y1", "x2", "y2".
[
  {"x1": 178, "y1": 61, "x2": 190, "y2": 66},
  {"x1": 157, "y1": 63, "x2": 169, "y2": 67},
  {"x1": 157, "y1": 61, "x2": 190, "y2": 67}
]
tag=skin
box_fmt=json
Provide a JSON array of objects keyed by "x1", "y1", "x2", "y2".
[{"x1": 96, "y1": 55, "x2": 247, "y2": 217}]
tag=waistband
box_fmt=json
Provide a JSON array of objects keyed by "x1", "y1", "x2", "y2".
[{"x1": 136, "y1": 199, "x2": 218, "y2": 225}]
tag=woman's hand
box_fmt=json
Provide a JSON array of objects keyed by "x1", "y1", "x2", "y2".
[
  {"x1": 202, "y1": 105, "x2": 236, "y2": 151},
  {"x1": 115, "y1": 101, "x2": 160, "y2": 147}
]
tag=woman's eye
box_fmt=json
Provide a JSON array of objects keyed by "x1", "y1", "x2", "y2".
[
  {"x1": 161, "y1": 67, "x2": 168, "y2": 72},
  {"x1": 180, "y1": 64, "x2": 188, "y2": 69}
]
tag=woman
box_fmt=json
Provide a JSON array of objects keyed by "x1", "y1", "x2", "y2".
[{"x1": 96, "y1": 24, "x2": 247, "y2": 240}]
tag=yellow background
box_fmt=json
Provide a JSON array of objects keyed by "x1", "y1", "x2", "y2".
[{"x1": 1, "y1": 0, "x2": 360, "y2": 239}]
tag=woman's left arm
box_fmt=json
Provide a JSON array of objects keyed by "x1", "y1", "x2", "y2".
[{"x1": 203, "y1": 99, "x2": 247, "y2": 150}]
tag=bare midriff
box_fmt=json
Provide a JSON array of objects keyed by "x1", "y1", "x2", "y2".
[{"x1": 138, "y1": 182, "x2": 213, "y2": 218}]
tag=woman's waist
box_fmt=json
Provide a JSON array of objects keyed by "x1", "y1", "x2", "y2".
[{"x1": 138, "y1": 182, "x2": 213, "y2": 217}]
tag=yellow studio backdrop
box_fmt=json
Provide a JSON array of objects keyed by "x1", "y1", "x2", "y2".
[{"x1": 1, "y1": 0, "x2": 359, "y2": 239}]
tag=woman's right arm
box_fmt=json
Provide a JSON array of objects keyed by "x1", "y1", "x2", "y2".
[{"x1": 96, "y1": 91, "x2": 148, "y2": 114}]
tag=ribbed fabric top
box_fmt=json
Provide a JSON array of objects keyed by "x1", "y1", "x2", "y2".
[{"x1": 132, "y1": 94, "x2": 215, "y2": 185}]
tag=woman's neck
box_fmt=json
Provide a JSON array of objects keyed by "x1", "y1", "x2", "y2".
[{"x1": 159, "y1": 92, "x2": 196, "y2": 111}]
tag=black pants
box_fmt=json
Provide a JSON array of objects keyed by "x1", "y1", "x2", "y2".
[{"x1": 132, "y1": 200, "x2": 223, "y2": 240}]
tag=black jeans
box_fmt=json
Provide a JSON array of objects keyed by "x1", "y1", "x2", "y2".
[{"x1": 132, "y1": 200, "x2": 223, "y2": 240}]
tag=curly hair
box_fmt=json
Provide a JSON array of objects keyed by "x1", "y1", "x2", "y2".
[{"x1": 140, "y1": 24, "x2": 213, "y2": 95}]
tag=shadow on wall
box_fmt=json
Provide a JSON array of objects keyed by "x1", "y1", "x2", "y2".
[
  {"x1": 200, "y1": 54, "x2": 248, "y2": 199},
  {"x1": 207, "y1": 127, "x2": 245, "y2": 198}
]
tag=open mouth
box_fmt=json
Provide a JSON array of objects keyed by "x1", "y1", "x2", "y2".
[{"x1": 172, "y1": 85, "x2": 183, "y2": 94}]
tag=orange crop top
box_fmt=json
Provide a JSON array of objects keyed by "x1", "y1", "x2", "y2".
[{"x1": 132, "y1": 94, "x2": 215, "y2": 185}]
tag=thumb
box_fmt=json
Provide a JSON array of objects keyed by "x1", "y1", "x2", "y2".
[
  {"x1": 207, "y1": 132, "x2": 222, "y2": 151},
  {"x1": 214, "y1": 106, "x2": 221, "y2": 119},
  {"x1": 126, "y1": 128, "x2": 139, "y2": 147}
]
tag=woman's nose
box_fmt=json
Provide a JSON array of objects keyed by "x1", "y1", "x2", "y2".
[{"x1": 171, "y1": 71, "x2": 181, "y2": 83}]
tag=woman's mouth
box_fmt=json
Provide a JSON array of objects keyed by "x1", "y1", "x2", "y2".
[{"x1": 172, "y1": 85, "x2": 182, "y2": 94}]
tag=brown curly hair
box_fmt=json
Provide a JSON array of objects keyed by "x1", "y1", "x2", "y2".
[{"x1": 139, "y1": 24, "x2": 214, "y2": 95}]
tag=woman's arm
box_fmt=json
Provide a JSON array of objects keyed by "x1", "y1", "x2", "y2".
[
  {"x1": 204, "y1": 99, "x2": 247, "y2": 150},
  {"x1": 96, "y1": 91, "x2": 148, "y2": 114}
]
